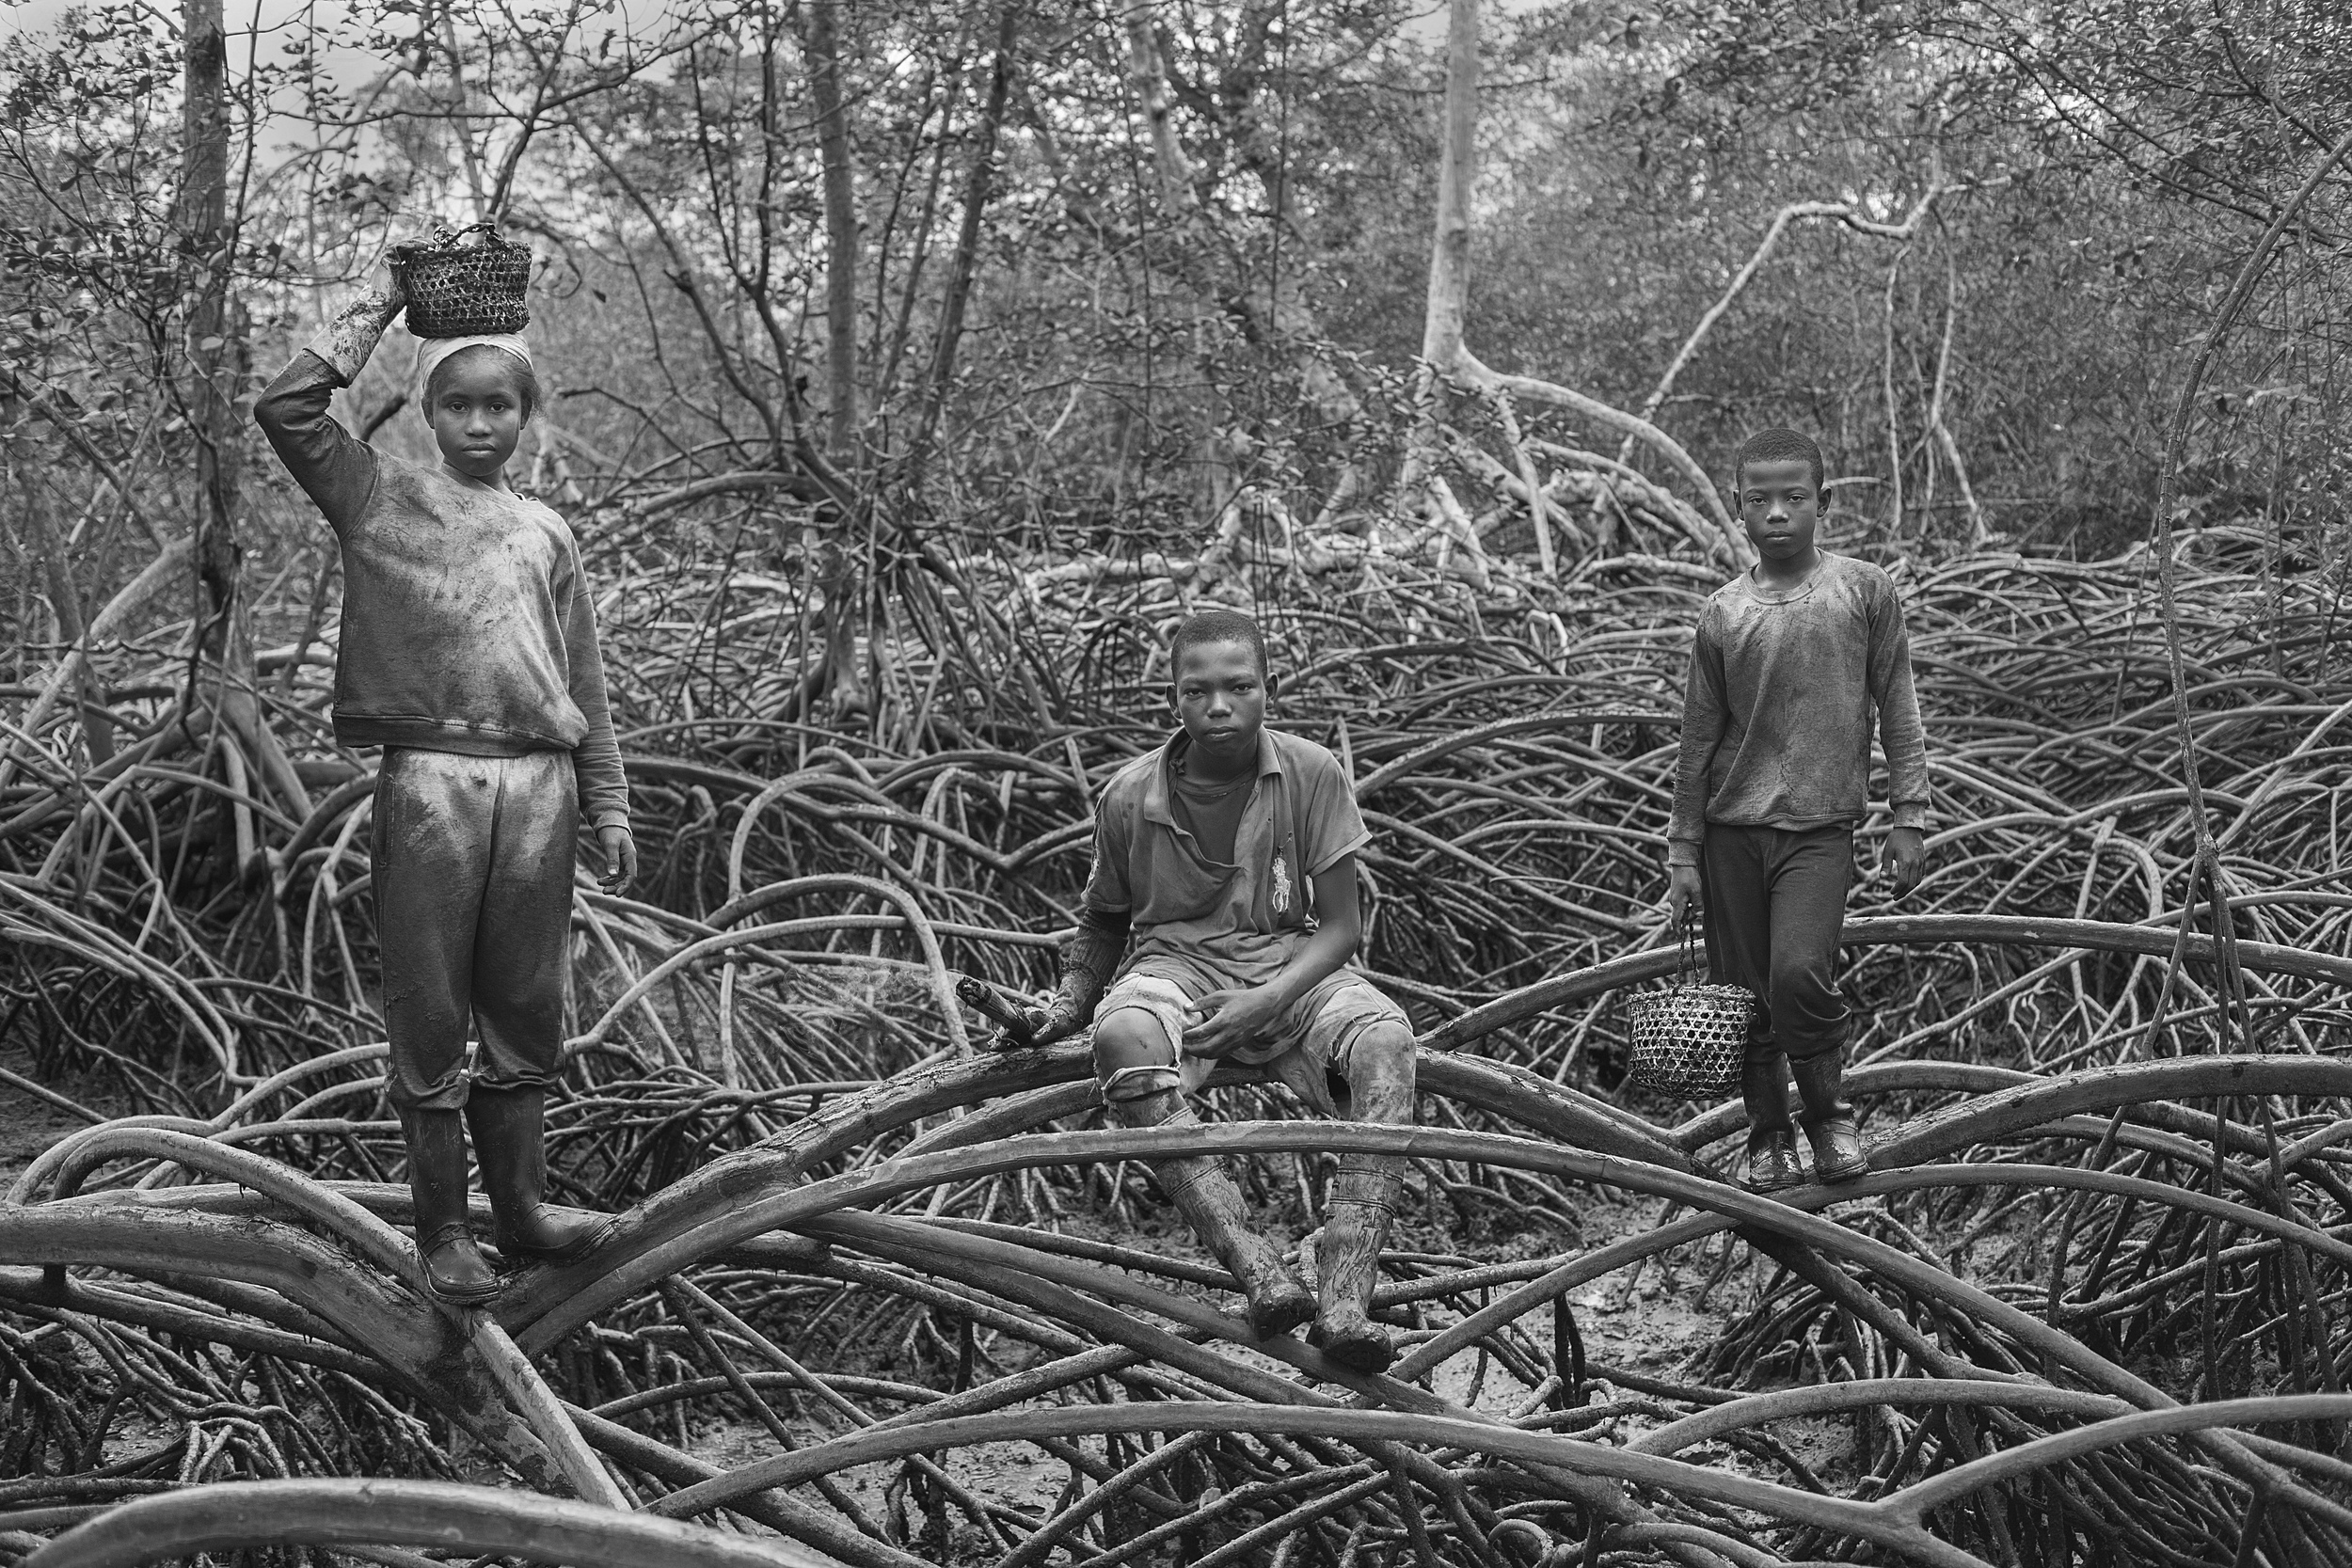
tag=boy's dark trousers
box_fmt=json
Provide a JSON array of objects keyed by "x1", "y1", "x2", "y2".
[{"x1": 1699, "y1": 822, "x2": 1868, "y2": 1184}]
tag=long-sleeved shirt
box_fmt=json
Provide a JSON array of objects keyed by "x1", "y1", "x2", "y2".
[
  {"x1": 251, "y1": 294, "x2": 630, "y2": 832},
  {"x1": 1667, "y1": 551, "x2": 1929, "y2": 866}
]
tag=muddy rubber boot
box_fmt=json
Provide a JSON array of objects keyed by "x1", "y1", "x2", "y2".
[
  {"x1": 1742, "y1": 1055, "x2": 1804, "y2": 1195},
  {"x1": 398, "y1": 1109, "x2": 500, "y2": 1306},
  {"x1": 1312, "y1": 1156, "x2": 1403, "y2": 1374},
  {"x1": 1118, "y1": 1088, "x2": 1313, "y2": 1338},
  {"x1": 1790, "y1": 1051, "x2": 1868, "y2": 1183},
  {"x1": 465, "y1": 1085, "x2": 613, "y2": 1265}
]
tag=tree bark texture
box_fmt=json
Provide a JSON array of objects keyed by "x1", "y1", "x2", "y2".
[
  {"x1": 181, "y1": 0, "x2": 238, "y2": 650},
  {"x1": 1421, "y1": 0, "x2": 1478, "y2": 369},
  {"x1": 805, "y1": 0, "x2": 862, "y2": 457},
  {"x1": 8, "y1": 442, "x2": 112, "y2": 763},
  {"x1": 912, "y1": 2, "x2": 1021, "y2": 472}
]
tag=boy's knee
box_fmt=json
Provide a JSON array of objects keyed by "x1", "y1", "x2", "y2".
[
  {"x1": 1093, "y1": 1007, "x2": 1178, "y2": 1104},
  {"x1": 1769, "y1": 955, "x2": 1842, "y2": 1010},
  {"x1": 1092, "y1": 1006, "x2": 1171, "y2": 1065}
]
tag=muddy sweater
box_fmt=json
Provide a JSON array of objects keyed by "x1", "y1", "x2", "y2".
[
  {"x1": 1668, "y1": 551, "x2": 1929, "y2": 867},
  {"x1": 252, "y1": 293, "x2": 629, "y2": 831}
]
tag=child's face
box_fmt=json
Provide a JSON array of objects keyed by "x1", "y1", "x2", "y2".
[
  {"x1": 427, "y1": 356, "x2": 529, "y2": 481},
  {"x1": 1170, "y1": 639, "x2": 1267, "y2": 766},
  {"x1": 1736, "y1": 457, "x2": 1821, "y2": 563}
]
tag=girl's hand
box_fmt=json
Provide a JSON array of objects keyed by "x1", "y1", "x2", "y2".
[
  {"x1": 375, "y1": 246, "x2": 411, "y2": 325},
  {"x1": 597, "y1": 826, "x2": 637, "y2": 892}
]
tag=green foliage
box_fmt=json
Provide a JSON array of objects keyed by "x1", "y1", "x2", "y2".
[{"x1": 1, "y1": 0, "x2": 2346, "y2": 691}]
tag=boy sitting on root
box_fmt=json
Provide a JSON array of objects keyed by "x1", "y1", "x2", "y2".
[
  {"x1": 1665, "y1": 428, "x2": 1931, "y2": 1193},
  {"x1": 1004, "y1": 610, "x2": 1418, "y2": 1373}
]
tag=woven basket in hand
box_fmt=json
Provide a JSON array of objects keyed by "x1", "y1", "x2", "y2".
[
  {"x1": 1626, "y1": 929, "x2": 1753, "y2": 1099},
  {"x1": 393, "y1": 223, "x2": 532, "y2": 339}
]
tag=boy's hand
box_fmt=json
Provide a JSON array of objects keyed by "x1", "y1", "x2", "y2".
[
  {"x1": 597, "y1": 826, "x2": 637, "y2": 892},
  {"x1": 1008, "y1": 997, "x2": 1089, "y2": 1052},
  {"x1": 1182, "y1": 986, "x2": 1285, "y2": 1059},
  {"x1": 1664, "y1": 865, "x2": 1703, "y2": 933},
  {"x1": 1882, "y1": 827, "x2": 1927, "y2": 897}
]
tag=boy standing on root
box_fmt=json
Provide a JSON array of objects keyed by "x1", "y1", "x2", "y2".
[
  {"x1": 1007, "y1": 610, "x2": 1419, "y2": 1373},
  {"x1": 254, "y1": 269, "x2": 633, "y2": 1304},
  {"x1": 1665, "y1": 429, "x2": 1930, "y2": 1193}
]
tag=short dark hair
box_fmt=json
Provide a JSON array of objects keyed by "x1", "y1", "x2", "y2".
[
  {"x1": 424, "y1": 344, "x2": 540, "y2": 421},
  {"x1": 1169, "y1": 608, "x2": 1268, "y2": 679},
  {"x1": 1734, "y1": 427, "x2": 1824, "y2": 493}
]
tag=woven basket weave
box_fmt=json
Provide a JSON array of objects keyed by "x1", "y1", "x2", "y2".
[
  {"x1": 1626, "y1": 931, "x2": 1753, "y2": 1099},
  {"x1": 393, "y1": 223, "x2": 532, "y2": 339}
]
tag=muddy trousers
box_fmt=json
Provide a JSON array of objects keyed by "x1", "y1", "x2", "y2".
[
  {"x1": 1702, "y1": 822, "x2": 1870, "y2": 1185},
  {"x1": 373, "y1": 747, "x2": 578, "y2": 1112},
  {"x1": 1698, "y1": 822, "x2": 1852, "y2": 1067}
]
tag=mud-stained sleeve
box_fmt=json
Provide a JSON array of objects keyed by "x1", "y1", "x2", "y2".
[
  {"x1": 1295, "y1": 744, "x2": 1371, "y2": 876},
  {"x1": 251, "y1": 291, "x2": 400, "y2": 536},
  {"x1": 1079, "y1": 800, "x2": 1133, "y2": 918},
  {"x1": 562, "y1": 545, "x2": 632, "y2": 832},
  {"x1": 1867, "y1": 574, "x2": 1931, "y2": 832},
  {"x1": 1667, "y1": 615, "x2": 1727, "y2": 867}
]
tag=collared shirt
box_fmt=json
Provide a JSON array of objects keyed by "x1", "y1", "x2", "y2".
[{"x1": 1080, "y1": 726, "x2": 1370, "y2": 988}]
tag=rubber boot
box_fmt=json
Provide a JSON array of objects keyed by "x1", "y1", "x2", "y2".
[
  {"x1": 1312, "y1": 1156, "x2": 1403, "y2": 1374},
  {"x1": 1741, "y1": 1054, "x2": 1804, "y2": 1195},
  {"x1": 1118, "y1": 1088, "x2": 1314, "y2": 1338},
  {"x1": 1790, "y1": 1051, "x2": 1868, "y2": 1183},
  {"x1": 466, "y1": 1085, "x2": 612, "y2": 1264},
  {"x1": 398, "y1": 1109, "x2": 500, "y2": 1305}
]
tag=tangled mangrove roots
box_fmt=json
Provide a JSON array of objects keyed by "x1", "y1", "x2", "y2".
[
  {"x1": 6, "y1": 523, "x2": 2352, "y2": 1565},
  {"x1": 12, "y1": 1047, "x2": 2352, "y2": 1568}
]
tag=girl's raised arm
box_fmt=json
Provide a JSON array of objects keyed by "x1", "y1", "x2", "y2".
[{"x1": 252, "y1": 287, "x2": 402, "y2": 535}]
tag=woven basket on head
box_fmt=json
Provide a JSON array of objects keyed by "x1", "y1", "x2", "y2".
[
  {"x1": 393, "y1": 223, "x2": 532, "y2": 339},
  {"x1": 1626, "y1": 929, "x2": 1753, "y2": 1099}
]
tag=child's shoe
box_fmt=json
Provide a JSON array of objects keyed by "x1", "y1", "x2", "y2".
[
  {"x1": 465, "y1": 1085, "x2": 614, "y2": 1264},
  {"x1": 398, "y1": 1109, "x2": 501, "y2": 1306},
  {"x1": 1119, "y1": 1087, "x2": 1314, "y2": 1338},
  {"x1": 1746, "y1": 1130, "x2": 1805, "y2": 1193},
  {"x1": 1311, "y1": 1156, "x2": 1403, "y2": 1374},
  {"x1": 1159, "y1": 1155, "x2": 1316, "y2": 1338},
  {"x1": 1790, "y1": 1052, "x2": 1869, "y2": 1183},
  {"x1": 1740, "y1": 1055, "x2": 1804, "y2": 1194}
]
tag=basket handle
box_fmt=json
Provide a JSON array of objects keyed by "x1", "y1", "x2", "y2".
[{"x1": 1676, "y1": 924, "x2": 1701, "y2": 987}]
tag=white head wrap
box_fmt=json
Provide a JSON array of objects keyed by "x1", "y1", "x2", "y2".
[{"x1": 414, "y1": 333, "x2": 533, "y2": 407}]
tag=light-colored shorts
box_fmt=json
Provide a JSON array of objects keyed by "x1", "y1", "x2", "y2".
[{"x1": 1093, "y1": 952, "x2": 1409, "y2": 1117}]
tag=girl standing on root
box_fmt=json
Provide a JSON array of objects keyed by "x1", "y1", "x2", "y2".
[
  {"x1": 1664, "y1": 428, "x2": 1931, "y2": 1194},
  {"x1": 254, "y1": 264, "x2": 633, "y2": 1304}
]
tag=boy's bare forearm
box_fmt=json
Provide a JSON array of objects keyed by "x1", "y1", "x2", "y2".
[
  {"x1": 1263, "y1": 920, "x2": 1359, "y2": 1011},
  {"x1": 1260, "y1": 858, "x2": 1368, "y2": 1007}
]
